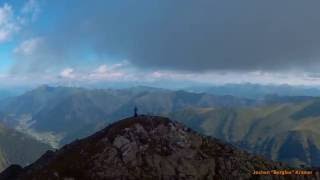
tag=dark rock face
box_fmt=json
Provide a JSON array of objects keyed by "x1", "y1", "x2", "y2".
[
  {"x1": 1, "y1": 115, "x2": 318, "y2": 179},
  {"x1": 0, "y1": 165, "x2": 23, "y2": 180}
]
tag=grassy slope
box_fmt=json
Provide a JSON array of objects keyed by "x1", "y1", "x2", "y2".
[{"x1": 169, "y1": 99, "x2": 320, "y2": 167}]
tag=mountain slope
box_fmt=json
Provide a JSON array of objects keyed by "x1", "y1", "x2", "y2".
[
  {"x1": 0, "y1": 123, "x2": 51, "y2": 171},
  {"x1": 169, "y1": 99, "x2": 320, "y2": 167},
  {"x1": 1, "y1": 115, "x2": 300, "y2": 180}
]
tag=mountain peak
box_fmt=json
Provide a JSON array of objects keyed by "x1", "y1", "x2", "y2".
[
  {"x1": 36, "y1": 84, "x2": 52, "y2": 91},
  {"x1": 0, "y1": 115, "x2": 312, "y2": 179}
]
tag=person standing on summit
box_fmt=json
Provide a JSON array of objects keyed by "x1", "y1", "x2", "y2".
[{"x1": 134, "y1": 106, "x2": 138, "y2": 117}]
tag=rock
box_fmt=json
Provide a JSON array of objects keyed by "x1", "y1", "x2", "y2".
[{"x1": 0, "y1": 164, "x2": 23, "y2": 180}]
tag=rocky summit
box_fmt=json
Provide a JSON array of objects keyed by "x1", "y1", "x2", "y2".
[{"x1": 1, "y1": 115, "x2": 319, "y2": 180}]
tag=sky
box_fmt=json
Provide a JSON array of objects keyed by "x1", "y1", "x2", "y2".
[{"x1": 2, "y1": 0, "x2": 320, "y2": 88}]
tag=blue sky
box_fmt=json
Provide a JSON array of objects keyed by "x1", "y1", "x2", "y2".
[
  {"x1": 1, "y1": 0, "x2": 320, "y2": 88},
  {"x1": 0, "y1": 42, "x2": 13, "y2": 72}
]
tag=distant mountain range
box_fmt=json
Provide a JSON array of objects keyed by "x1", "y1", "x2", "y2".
[
  {"x1": 0, "y1": 85, "x2": 254, "y2": 147},
  {"x1": 1, "y1": 85, "x2": 320, "y2": 168},
  {"x1": 186, "y1": 83, "x2": 320, "y2": 99},
  {"x1": 0, "y1": 89, "x2": 25, "y2": 101},
  {"x1": 0, "y1": 115, "x2": 298, "y2": 180}
]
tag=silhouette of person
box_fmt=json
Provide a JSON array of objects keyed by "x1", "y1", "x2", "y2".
[{"x1": 134, "y1": 106, "x2": 138, "y2": 117}]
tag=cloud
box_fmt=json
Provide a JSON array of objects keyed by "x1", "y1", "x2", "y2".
[
  {"x1": 58, "y1": 64, "x2": 127, "y2": 82},
  {"x1": 59, "y1": 68, "x2": 75, "y2": 79},
  {"x1": 94, "y1": 65, "x2": 108, "y2": 74},
  {"x1": 0, "y1": 3, "x2": 19, "y2": 42},
  {"x1": 14, "y1": 37, "x2": 43, "y2": 56},
  {"x1": 11, "y1": 37, "x2": 55, "y2": 73},
  {"x1": 7, "y1": 0, "x2": 320, "y2": 88},
  {"x1": 21, "y1": 0, "x2": 40, "y2": 22},
  {"x1": 11, "y1": 36, "x2": 72, "y2": 74},
  {"x1": 3, "y1": 62, "x2": 320, "y2": 87},
  {"x1": 89, "y1": 65, "x2": 125, "y2": 80},
  {"x1": 20, "y1": 0, "x2": 320, "y2": 73},
  {"x1": 0, "y1": 0, "x2": 40, "y2": 43}
]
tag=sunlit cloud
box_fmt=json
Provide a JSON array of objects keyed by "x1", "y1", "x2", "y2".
[{"x1": 59, "y1": 68, "x2": 75, "y2": 79}]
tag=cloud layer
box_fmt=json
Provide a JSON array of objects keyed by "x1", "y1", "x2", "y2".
[
  {"x1": 20, "y1": 0, "x2": 320, "y2": 73},
  {"x1": 4, "y1": 0, "x2": 320, "y2": 87}
]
